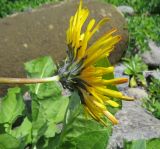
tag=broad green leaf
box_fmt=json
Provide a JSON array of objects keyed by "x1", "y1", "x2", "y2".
[
  {"x1": 0, "y1": 134, "x2": 21, "y2": 149},
  {"x1": 31, "y1": 99, "x2": 48, "y2": 144},
  {"x1": 130, "y1": 76, "x2": 137, "y2": 87},
  {"x1": 25, "y1": 56, "x2": 69, "y2": 145},
  {"x1": 31, "y1": 95, "x2": 69, "y2": 141},
  {"x1": 0, "y1": 124, "x2": 5, "y2": 134},
  {"x1": 153, "y1": 101, "x2": 160, "y2": 118},
  {"x1": 147, "y1": 138, "x2": 160, "y2": 149},
  {"x1": 59, "y1": 107, "x2": 112, "y2": 149},
  {"x1": 125, "y1": 140, "x2": 146, "y2": 149},
  {"x1": 40, "y1": 96, "x2": 69, "y2": 124},
  {"x1": 24, "y1": 56, "x2": 57, "y2": 78},
  {"x1": 124, "y1": 138, "x2": 160, "y2": 149},
  {"x1": 24, "y1": 56, "x2": 59, "y2": 98},
  {"x1": 0, "y1": 87, "x2": 25, "y2": 124},
  {"x1": 44, "y1": 122, "x2": 57, "y2": 138},
  {"x1": 51, "y1": 92, "x2": 112, "y2": 149},
  {"x1": 11, "y1": 117, "x2": 32, "y2": 145},
  {"x1": 65, "y1": 91, "x2": 81, "y2": 124},
  {"x1": 32, "y1": 82, "x2": 62, "y2": 99},
  {"x1": 29, "y1": 95, "x2": 69, "y2": 145}
]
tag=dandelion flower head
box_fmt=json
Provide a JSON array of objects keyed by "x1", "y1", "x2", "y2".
[{"x1": 58, "y1": 0, "x2": 133, "y2": 126}]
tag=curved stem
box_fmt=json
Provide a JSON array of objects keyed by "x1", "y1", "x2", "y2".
[{"x1": 0, "y1": 75, "x2": 60, "y2": 84}]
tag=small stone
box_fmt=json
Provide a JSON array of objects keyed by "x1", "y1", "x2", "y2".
[
  {"x1": 117, "y1": 5, "x2": 134, "y2": 15},
  {"x1": 114, "y1": 63, "x2": 129, "y2": 91},
  {"x1": 141, "y1": 40, "x2": 160, "y2": 67},
  {"x1": 126, "y1": 88, "x2": 148, "y2": 99},
  {"x1": 107, "y1": 99, "x2": 160, "y2": 149},
  {"x1": 143, "y1": 70, "x2": 160, "y2": 80},
  {"x1": 23, "y1": 92, "x2": 31, "y2": 101},
  {"x1": 114, "y1": 63, "x2": 126, "y2": 76}
]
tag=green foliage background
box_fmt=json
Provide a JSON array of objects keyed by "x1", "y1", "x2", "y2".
[{"x1": 0, "y1": 0, "x2": 60, "y2": 17}]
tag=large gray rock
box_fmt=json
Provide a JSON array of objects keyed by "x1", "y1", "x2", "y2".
[
  {"x1": 126, "y1": 88, "x2": 148, "y2": 99},
  {"x1": 142, "y1": 40, "x2": 160, "y2": 67},
  {"x1": 107, "y1": 100, "x2": 160, "y2": 149},
  {"x1": 143, "y1": 70, "x2": 160, "y2": 80},
  {"x1": 0, "y1": 0, "x2": 128, "y2": 79}
]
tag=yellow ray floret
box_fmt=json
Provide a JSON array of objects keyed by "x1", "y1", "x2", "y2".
[{"x1": 62, "y1": 0, "x2": 134, "y2": 126}]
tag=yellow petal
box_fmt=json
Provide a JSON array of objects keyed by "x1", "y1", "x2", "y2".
[
  {"x1": 95, "y1": 86, "x2": 123, "y2": 98},
  {"x1": 90, "y1": 17, "x2": 110, "y2": 36},
  {"x1": 93, "y1": 100, "x2": 106, "y2": 110},
  {"x1": 105, "y1": 100, "x2": 119, "y2": 107},
  {"x1": 87, "y1": 88, "x2": 103, "y2": 103},
  {"x1": 75, "y1": 9, "x2": 89, "y2": 49},
  {"x1": 85, "y1": 106, "x2": 108, "y2": 127},
  {"x1": 96, "y1": 93, "x2": 119, "y2": 107},
  {"x1": 102, "y1": 78, "x2": 128, "y2": 85},
  {"x1": 121, "y1": 96, "x2": 134, "y2": 101},
  {"x1": 103, "y1": 110, "x2": 119, "y2": 124}
]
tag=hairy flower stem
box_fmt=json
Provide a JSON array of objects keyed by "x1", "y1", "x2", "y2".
[{"x1": 0, "y1": 75, "x2": 60, "y2": 84}]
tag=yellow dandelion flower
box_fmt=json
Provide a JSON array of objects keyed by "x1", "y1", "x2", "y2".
[{"x1": 58, "y1": 0, "x2": 133, "y2": 126}]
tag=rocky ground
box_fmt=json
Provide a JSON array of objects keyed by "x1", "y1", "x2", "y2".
[
  {"x1": 107, "y1": 63, "x2": 160, "y2": 149},
  {"x1": 108, "y1": 99, "x2": 160, "y2": 149}
]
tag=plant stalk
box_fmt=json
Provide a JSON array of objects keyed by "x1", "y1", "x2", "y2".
[{"x1": 0, "y1": 75, "x2": 60, "y2": 84}]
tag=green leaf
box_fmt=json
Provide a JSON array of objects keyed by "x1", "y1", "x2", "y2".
[
  {"x1": 24, "y1": 56, "x2": 57, "y2": 78},
  {"x1": 0, "y1": 124, "x2": 5, "y2": 134},
  {"x1": 125, "y1": 140, "x2": 146, "y2": 149},
  {"x1": 32, "y1": 82, "x2": 62, "y2": 99},
  {"x1": 130, "y1": 76, "x2": 137, "y2": 87},
  {"x1": 30, "y1": 95, "x2": 69, "y2": 145},
  {"x1": 24, "y1": 56, "x2": 59, "y2": 98},
  {"x1": 124, "y1": 138, "x2": 160, "y2": 149},
  {"x1": 44, "y1": 122, "x2": 57, "y2": 138},
  {"x1": 25, "y1": 56, "x2": 69, "y2": 145},
  {"x1": 0, "y1": 87, "x2": 25, "y2": 124},
  {"x1": 59, "y1": 107, "x2": 112, "y2": 149},
  {"x1": 147, "y1": 138, "x2": 160, "y2": 149},
  {"x1": 0, "y1": 134, "x2": 21, "y2": 149},
  {"x1": 52, "y1": 92, "x2": 112, "y2": 149},
  {"x1": 41, "y1": 96, "x2": 69, "y2": 124},
  {"x1": 31, "y1": 99, "x2": 48, "y2": 144},
  {"x1": 10, "y1": 117, "x2": 32, "y2": 145},
  {"x1": 137, "y1": 74, "x2": 147, "y2": 86},
  {"x1": 31, "y1": 95, "x2": 69, "y2": 140}
]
